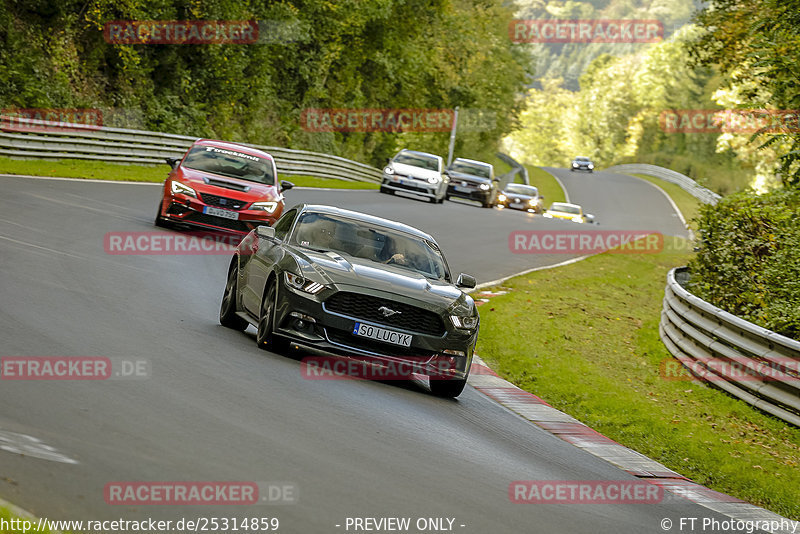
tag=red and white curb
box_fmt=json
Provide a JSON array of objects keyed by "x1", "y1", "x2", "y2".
[
  {"x1": 466, "y1": 359, "x2": 794, "y2": 531},
  {"x1": 467, "y1": 293, "x2": 794, "y2": 533}
]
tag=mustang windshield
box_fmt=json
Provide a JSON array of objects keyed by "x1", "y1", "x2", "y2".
[
  {"x1": 182, "y1": 146, "x2": 276, "y2": 185},
  {"x1": 293, "y1": 212, "x2": 449, "y2": 281}
]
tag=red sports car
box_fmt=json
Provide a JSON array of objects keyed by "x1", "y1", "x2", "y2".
[{"x1": 155, "y1": 139, "x2": 293, "y2": 234}]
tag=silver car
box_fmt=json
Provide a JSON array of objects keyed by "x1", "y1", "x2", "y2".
[{"x1": 379, "y1": 149, "x2": 449, "y2": 203}]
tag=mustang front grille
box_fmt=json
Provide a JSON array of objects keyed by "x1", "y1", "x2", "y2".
[{"x1": 324, "y1": 292, "x2": 445, "y2": 336}]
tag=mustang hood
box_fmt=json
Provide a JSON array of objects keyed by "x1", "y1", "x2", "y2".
[{"x1": 293, "y1": 249, "x2": 464, "y2": 308}]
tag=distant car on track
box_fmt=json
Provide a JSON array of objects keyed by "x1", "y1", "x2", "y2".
[
  {"x1": 445, "y1": 158, "x2": 498, "y2": 208},
  {"x1": 543, "y1": 202, "x2": 594, "y2": 224},
  {"x1": 155, "y1": 139, "x2": 294, "y2": 234},
  {"x1": 379, "y1": 149, "x2": 449, "y2": 203},
  {"x1": 571, "y1": 156, "x2": 594, "y2": 173},
  {"x1": 219, "y1": 204, "x2": 480, "y2": 397},
  {"x1": 496, "y1": 183, "x2": 544, "y2": 213}
]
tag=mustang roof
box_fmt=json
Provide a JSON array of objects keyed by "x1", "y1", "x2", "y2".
[{"x1": 295, "y1": 203, "x2": 435, "y2": 241}]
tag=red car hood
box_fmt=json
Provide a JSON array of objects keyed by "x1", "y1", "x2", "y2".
[{"x1": 177, "y1": 167, "x2": 280, "y2": 201}]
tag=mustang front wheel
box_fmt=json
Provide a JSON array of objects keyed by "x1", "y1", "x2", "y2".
[
  {"x1": 220, "y1": 265, "x2": 248, "y2": 331},
  {"x1": 256, "y1": 281, "x2": 287, "y2": 352}
]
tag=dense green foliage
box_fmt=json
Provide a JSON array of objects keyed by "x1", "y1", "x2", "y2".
[
  {"x1": 692, "y1": 0, "x2": 800, "y2": 189},
  {"x1": 505, "y1": 26, "x2": 753, "y2": 194},
  {"x1": 0, "y1": 0, "x2": 530, "y2": 167},
  {"x1": 688, "y1": 189, "x2": 800, "y2": 339}
]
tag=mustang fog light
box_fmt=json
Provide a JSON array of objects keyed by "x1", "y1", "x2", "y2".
[
  {"x1": 285, "y1": 272, "x2": 325, "y2": 294},
  {"x1": 170, "y1": 181, "x2": 197, "y2": 198},
  {"x1": 251, "y1": 201, "x2": 278, "y2": 213}
]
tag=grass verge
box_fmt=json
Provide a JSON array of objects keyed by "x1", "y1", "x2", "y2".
[
  {"x1": 476, "y1": 239, "x2": 800, "y2": 519},
  {"x1": 525, "y1": 165, "x2": 566, "y2": 204},
  {"x1": 0, "y1": 157, "x2": 379, "y2": 189},
  {"x1": 631, "y1": 173, "x2": 701, "y2": 233}
]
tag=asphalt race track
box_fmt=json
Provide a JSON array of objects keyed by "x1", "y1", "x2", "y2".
[{"x1": 0, "y1": 169, "x2": 731, "y2": 533}]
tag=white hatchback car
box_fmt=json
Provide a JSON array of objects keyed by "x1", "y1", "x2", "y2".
[{"x1": 379, "y1": 149, "x2": 449, "y2": 203}]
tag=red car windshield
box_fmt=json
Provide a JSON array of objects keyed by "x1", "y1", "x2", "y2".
[{"x1": 183, "y1": 145, "x2": 276, "y2": 185}]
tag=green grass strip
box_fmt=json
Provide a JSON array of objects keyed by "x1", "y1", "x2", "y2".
[
  {"x1": 0, "y1": 157, "x2": 378, "y2": 189},
  {"x1": 476, "y1": 238, "x2": 800, "y2": 519}
]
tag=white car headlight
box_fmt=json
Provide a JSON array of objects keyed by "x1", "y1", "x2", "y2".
[
  {"x1": 479, "y1": 183, "x2": 490, "y2": 190},
  {"x1": 572, "y1": 163, "x2": 578, "y2": 167},
  {"x1": 251, "y1": 201, "x2": 278, "y2": 213},
  {"x1": 427, "y1": 176, "x2": 441, "y2": 184},
  {"x1": 285, "y1": 272, "x2": 325, "y2": 294},
  {"x1": 384, "y1": 166, "x2": 395, "y2": 175},
  {"x1": 170, "y1": 181, "x2": 197, "y2": 198},
  {"x1": 588, "y1": 164, "x2": 594, "y2": 169},
  {"x1": 451, "y1": 315, "x2": 479, "y2": 330}
]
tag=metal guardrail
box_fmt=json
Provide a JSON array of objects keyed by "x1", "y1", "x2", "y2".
[
  {"x1": 660, "y1": 267, "x2": 800, "y2": 426},
  {"x1": 496, "y1": 152, "x2": 529, "y2": 185},
  {"x1": 604, "y1": 163, "x2": 721, "y2": 205},
  {"x1": 0, "y1": 115, "x2": 382, "y2": 183}
]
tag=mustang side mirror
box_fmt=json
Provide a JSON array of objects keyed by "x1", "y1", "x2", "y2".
[
  {"x1": 280, "y1": 180, "x2": 294, "y2": 192},
  {"x1": 256, "y1": 225, "x2": 275, "y2": 240},
  {"x1": 456, "y1": 273, "x2": 476, "y2": 289},
  {"x1": 165, "y1": 157, "x2": 179, "y2": 169}
]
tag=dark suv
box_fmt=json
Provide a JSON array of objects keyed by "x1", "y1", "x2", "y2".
[{"x1": 445, "y1": 158, "x2": 498, "y2": 208}]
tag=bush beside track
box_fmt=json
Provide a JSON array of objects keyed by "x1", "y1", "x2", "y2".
[
  {"x1": 688, "y1": 188, "x2": 800, "y2": 340},
  {"x1": 0, "y1": 157, "x2": 378, "y2": 189},
  {"x1": 475, "y1": 180, "x2": 800, "y2": 518}
]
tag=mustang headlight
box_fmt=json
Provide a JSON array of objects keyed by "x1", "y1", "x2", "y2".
[
  {"x1": 384, "y1": 166, "x2": 395, "y2": 175},
  {"x1": 451, "y1": 315, "x2": 479, "y2": 330},
  {"x1": 284, "y1": 272, "x2": 325, "y2": 295},
  {"x1": 251, "y1": 201, "x2": 278, "y2": 213},
  {"x1": 170, "y1": 181, "x2": 197, "y2": 198}
]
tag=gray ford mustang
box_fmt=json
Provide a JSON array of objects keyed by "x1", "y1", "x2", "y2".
[{"x1": 219, "y1": 204, "x2": 479, "y2": 397}]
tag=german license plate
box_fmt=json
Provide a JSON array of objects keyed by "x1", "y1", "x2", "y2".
[
  {"x1": 454, "y1": 185, "x2": 472, "y2": 193},
  {"x1": 204, "y1": 206, "x2": 239, "y2": 220},
  {"x1": 353, "y1": 322, "x2": 412, "y2": 347},
  {"x1": 510, "y1": 202, "x2": 525, "y2": 209}
]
